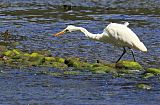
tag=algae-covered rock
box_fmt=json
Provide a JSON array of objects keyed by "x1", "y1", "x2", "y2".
[
  {"x1": 3, "y1": 49, "x2": 22, "y2": 57},
  {"x1": 64, "y1": 57, "x2": 92, "y2": 69},
  {"x1": 115, "y1": 60, "x2": 142, "y2": 70},
  {"x1": 50, "y1": 72, "x2": 62, "y2": 77},
  {"x1": 55, "y1": 57, "x2": 65, "y2": 63},
  {"x1": 136, "y1": 83, "x2": 151, "y2": 90},
  {"x1": 34, "y1": 50, "x2": 52, "y2": 56},
  {"x1": 143, "y1": 73, "x2": 155, "y2": 79},
  {"x1": 146, "y1": 68, "x2": 160, "y2": 75},
  {"x1": 92, "y1": 63, "x2": 105, "y2": 67},
  {"x1": 30, "y1": 53, "x2": 41, "y2": 57},
  {"x1": 51, "y1": 62, "x2": 68, "y2": 69},
  {"x1": 0, "y1": 47, "x2": 149, "y2": 75},
  {"x1": 45, "y1": 57, "x2": 56, "y2": 62},
  {"x1": 116, "y1": 69, "x2": 135, "y2": 74},
  {"x1": 28, "y1": 52, "x2": 45, "y2": 66},
  {"x1": 91, "y1": 64, "x2": 115, "y2": 74},
  {"x1": 24, "y1": 53, "x2": 30, "y2": 57},
  {"x1": 90, "y1": 66, "x2": 114, "y2": 74},
  {"x1": 43, "y1": 57, "x2": 67, "y2": 69},
  {"x1": 3, "y1": 50, "x2": 14, "y2": 57},
  {"x1": 12, "y1": 49, "x2": 21, "y2": 55},
  {"x1": 63, "y1": 71, "x2": 80, "y2": 75}
]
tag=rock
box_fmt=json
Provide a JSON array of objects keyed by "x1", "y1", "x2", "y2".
[
  {"x1": 34, "y1": 50, "x2": 52, "y2": 56},
  {"x1": 63, "y1": 71, "x2": 80, "y2": 75},
  {"x1": 3, "y1": 50, "x2": 13, "y2": 57},
  {"x1": 115, "y1": 60, "x2": 142, "y2": 70},
  {"x1": 12, "y1": 49, "x2": 21, "y2": 55},
  {"x1": 136, "y1": 83, "x2": 151, "y2": 90},
  {"x1": 146, "y1": 68, "x2": 160, "y2": 75},
  {"x1": 28, "y1": 52, "x2": 45, "y2": 66},
  {"x1": 3, "y1": 49, "x2": 22, "y2": 58},
  {"x1": 143, "y1": 73, "x2": 155, "y2": 79},
  {"x1": 64, "y1": 57, "x2": 92, "y2": 69},
  {"x1": 51, "y1": 62, "x2": 68, "y2": 69},
  {"x1": 92, "y1": 66, "x2": 115, "y2": 74},
  {"x1": 30, "y1": 53, "x2": 41, "y2": 57},
  {"x1": 55, "y1": 57, "x2": 65, "y2": 63},
  {"x1": 2, "y1": 47, "x2": 157, "y2": 78},
  {"x1": 45, "y1": 57, "x2": 56, "y2": 62}
]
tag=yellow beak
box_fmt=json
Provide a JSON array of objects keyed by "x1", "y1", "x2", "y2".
[{"x1": 54, "y1": 30, "x2": 65, "y2": 36}]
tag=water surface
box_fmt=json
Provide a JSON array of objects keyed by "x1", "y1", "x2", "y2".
[{"x1": 0, "y1": 0, "x2": 160, "y2": 104}]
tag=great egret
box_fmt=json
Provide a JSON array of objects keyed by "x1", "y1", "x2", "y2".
[{"x1": 54, "y1": 22, "x2": 147, "y2": 63}]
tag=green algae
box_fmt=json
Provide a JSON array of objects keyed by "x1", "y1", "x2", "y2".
[
  {"x1": 115, "y1": 60, "x2": 142, "y2": 70},
  {"x1": 38, "y1": 71, "x2": 80, "y2": 77},
  {"x1": 142, "y1": 68, "x2": 160, "y2": 79},
  {"x1": 51, "y1": 72, "x2": 62, "y2": 77},
  {"x1": 136, "y1": 83, "x2": 151, "y2": 90},
  {"x1": 28, "y1": 53, "x2": 45, "y2": 66},
  {"x1": 3, "y1": 50, "x2": 14, "y2": 57},
  {"x1": 117, "y1": 69, "x2": 135, "y2": 74},
  {"x1": 45, "y1": 57, "x2": 56, "y2": 62},
  {"x1": 146, "y1": 68, "x2": 160, "y2": 75},
  {"x1": 63, "y1": 71, "x2": 80, "y2": 75},
  {"x1": 91, "y1": 64, "x2": 115, "y2": 74},
  {"x1": 0, "y1": 44, "x2": 149, "y2": 76},
  {"x1": 43, "y1": 57, "x2": 67, "y2": 69},
  {"x1": 3, "y1": 49, "x2": 22, "y2": 58},
  {"x1": 51, "y1": 62, "x2": 68, "y2": 69},
  {"x1": 0, "y1": 48, "x2": 145, "y2": 74},
  {"x1": 34, "y1": 50, "x2": 52, "y2": 57},
  {"x1": 55, "y1": 57, "x2": 65, "y2": 63},
  {"x1": 12, "y1": 49, "x2": 21, "y2": 55},
  {"x1": 64, "y1": 57, "x2": 92, "y2": 70},
  {"x1": 143, "y1": 73, "x2": 155, "y2": 79}
]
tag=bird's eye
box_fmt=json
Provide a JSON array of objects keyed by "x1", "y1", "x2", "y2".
[{"x1": 65, "y1": 29, "x2": 69, "y2": 32}]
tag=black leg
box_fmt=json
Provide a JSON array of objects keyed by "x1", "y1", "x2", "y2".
[
  {"x1": 116, "y1": 47, "x2": 126, "y2": 63},
  {"x1": 130, "y1": 49, "x2": 136, "y2": 62}
]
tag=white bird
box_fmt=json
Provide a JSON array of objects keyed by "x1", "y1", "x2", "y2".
[{"x1": 54, "y1": 22, "x2": 147, "y2": 63}]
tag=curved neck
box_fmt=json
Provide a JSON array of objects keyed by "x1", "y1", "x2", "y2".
[{"x1": 77, "y1": 27, "x2": 103, "y2": 40}]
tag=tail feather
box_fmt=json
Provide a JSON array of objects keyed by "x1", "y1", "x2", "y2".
[{"x1": 133, "y1": 42, "x2": 147, "y2": 52}]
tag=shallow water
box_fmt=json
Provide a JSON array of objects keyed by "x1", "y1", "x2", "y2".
[{"x1": 0, "y1": 0, "x2": 160, "y2": 104}]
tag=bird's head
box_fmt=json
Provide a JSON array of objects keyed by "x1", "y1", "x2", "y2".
[{"x1": 54, "y1": 25, "x2": 78, "y2": 36}]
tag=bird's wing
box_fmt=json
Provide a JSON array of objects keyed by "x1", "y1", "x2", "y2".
[
  {"x1": 105, "y1": 23, "x2": 140, "y2": 43},
  {"x1": 104, "y1": 23, "x2": 147, "y2": 51}
]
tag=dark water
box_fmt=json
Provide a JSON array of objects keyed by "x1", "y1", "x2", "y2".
[{"x1": 0, "y1": 0, "x2": 160, "y2": 104}]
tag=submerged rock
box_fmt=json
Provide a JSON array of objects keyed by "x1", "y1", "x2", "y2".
[
  {"x1": 146, "y1": 68, "x2": 160, "y2": 75},
  {"x1": 63, "y1": 71, "x2": 80, "y2": 75},
  {"x1": 0, "y1": 47, "x2": 149, "y2": 76},
  {"x1": 143, "y1": 73, "x2": 155, "y2": 79},
  {"x1": 136, "y1": 83, "x2": 151, "y2": 90}
]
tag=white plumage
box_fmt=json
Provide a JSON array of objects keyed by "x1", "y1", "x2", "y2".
[
  {"x1": 54, "y1": 22, "x2": 147, "y2": 63},
  {"x1": 100, "y1": 22, "x2": 147, "y2": 52}
]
